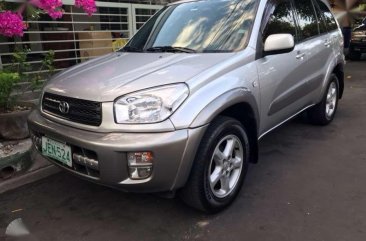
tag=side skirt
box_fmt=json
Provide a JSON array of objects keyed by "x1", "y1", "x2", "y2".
[{"x1": 258, "y1": 104, "x2": 316, "y2": 140}]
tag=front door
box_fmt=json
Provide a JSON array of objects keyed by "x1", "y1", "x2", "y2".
[{"x1": 256, "y1": 0, "x2": 313, "y2": 135}]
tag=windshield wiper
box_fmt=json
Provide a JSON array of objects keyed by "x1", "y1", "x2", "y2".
[
  {"x1": 146, "y1": 46, "x2": 197, "y2": 53},
  {"x1": 202, "y1": 49, "x2": 232, "y2": 53},
  {"x1": 120, "y1": 46, "x2": 144, "y2": 52}
]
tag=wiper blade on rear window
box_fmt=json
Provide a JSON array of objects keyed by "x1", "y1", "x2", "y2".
[
  {"x1": 120, "y1": 46, "x2": 143, "y2": 52},
  {"x1": 146, "y1": 46, "x2": 197, "y2": 53}
]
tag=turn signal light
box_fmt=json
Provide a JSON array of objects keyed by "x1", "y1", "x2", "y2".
[{"x1": 127, "y1": 152, "x2": 153, "y2": 166}]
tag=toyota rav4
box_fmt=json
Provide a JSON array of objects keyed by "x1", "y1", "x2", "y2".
[{"x1": 28, "y1": 0, "x2": 345, "y2": 213}]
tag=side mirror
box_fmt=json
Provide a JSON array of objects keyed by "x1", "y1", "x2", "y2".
[{"x1": 264, "y1": 34, "x2": 295, "y2": 56}]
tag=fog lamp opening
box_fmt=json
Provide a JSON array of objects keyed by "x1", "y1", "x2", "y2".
[
  {"x1": 127, "y1": 152, "x2": 153, "y2": 180},
  {"x1": 129, "y1": 166, "x2": 153, "y2": 180}
]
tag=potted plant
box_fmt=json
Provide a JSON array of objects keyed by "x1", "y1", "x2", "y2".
[
  {"x1": 0, "y1": 49, "x2": 55, "y2": 140},
  {"x1": 0, "y1": 70, "x2": 33, "y2": 140},
  {"x1": 0, "y1": 70, "x2": 31, "y2": 140},
  {"x1": 0, "y1": 0, "x2": 97, "y2": 179}
]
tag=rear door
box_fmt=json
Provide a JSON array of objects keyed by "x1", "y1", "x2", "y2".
[
  {"x1": 315, "y1": 0, "x2": 343, "y2": 58},
  {"x1": 292, "y1": 0, "x2": 332, "y2": 102}
]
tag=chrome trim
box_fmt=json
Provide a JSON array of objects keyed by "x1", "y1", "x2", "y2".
[
  {"x1": 258, "y1": 104, "x2": 315, "y2": 140},
  {"x1": 44, "y1": 97, "x2": 61, "y2": 104},
  {"x1": 73, "y1": 153, "x2": 99, "y2": 170}
]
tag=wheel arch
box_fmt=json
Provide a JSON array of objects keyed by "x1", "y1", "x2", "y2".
[
  {"x1": 190, "y1": 88, "x2": 260, "y2": 164},
  {"x1": 219, "y1": 103, "x2": 259, "y2": 164},
  {"x1": 172, "y1": 89, "x2": 260, "y2": 190},
  {"x1": 319, "y1": 61, "x2": 345, "y2": 104},
  {"x1": 333, "y1": 63, "x2": 344, "y2": 99}
]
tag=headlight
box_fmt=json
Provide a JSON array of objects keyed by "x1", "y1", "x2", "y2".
[{"x1": 114, "y1": 83, "x2": 189, "y2": 124}]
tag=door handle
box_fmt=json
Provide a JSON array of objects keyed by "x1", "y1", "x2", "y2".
[
  {"x1": 324, "y1": 39, "x2": 332, "y2": 47},
  {"x1": 296, "y1": 53, "x2": 306, "y2": 59}
]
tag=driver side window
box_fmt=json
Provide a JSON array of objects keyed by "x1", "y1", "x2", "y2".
[{"x1": 262, "y1": 0, "x2": 297, "y2": 43}]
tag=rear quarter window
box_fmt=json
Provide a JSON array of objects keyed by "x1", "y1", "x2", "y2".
[
  {"x1": 313, "y1": 0, "x2": 328, "y2": 34},
  {"x1": 315, "y1": 0, "x2": 338, "y2": 31}
]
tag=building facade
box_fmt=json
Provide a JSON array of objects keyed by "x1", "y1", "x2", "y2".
[{"x1": 0, "y1": 0, "x2": 165, "y2": 74}]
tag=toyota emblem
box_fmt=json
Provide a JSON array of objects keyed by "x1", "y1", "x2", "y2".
[{"x1": 59, "y1": 101, "x2": 70, "y2": 114}]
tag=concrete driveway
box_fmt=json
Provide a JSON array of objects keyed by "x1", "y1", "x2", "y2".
[{"x1": 1, "y1": 61, "x2": 366, "y2": 241}]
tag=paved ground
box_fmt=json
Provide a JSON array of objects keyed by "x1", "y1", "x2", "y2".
[{"x1": 1, "y1": 61, "x2": 366, "y2": 241}]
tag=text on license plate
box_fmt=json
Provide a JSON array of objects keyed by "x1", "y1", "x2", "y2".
[{"x1": 42, "y1": 136, "x2": 72, "y2": 167}]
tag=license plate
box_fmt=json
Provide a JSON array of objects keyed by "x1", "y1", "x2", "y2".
[{"x1": 42, "y1": 136, "x2": 72, "y2": 167}]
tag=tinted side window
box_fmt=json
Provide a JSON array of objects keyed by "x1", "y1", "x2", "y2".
[
  {"x1": 316, "y1": 0, "x2": 338, "y2": 31},
  {"x1": 313, "y1": 1, "x2": 328, "y2": 34},
  {"x1": 263, "y1": 0, "x2": 297, "y2": 42},
  {"x1": 293, "y1": 0, "x2": 319, "y2": 40}
]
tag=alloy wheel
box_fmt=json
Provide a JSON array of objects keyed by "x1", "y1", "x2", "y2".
[
  {"x1": 208, "y1": 135, "x2": 244, "y2": 199},
  {"x1": 325, "y1": 81, "x2": 337, "y2": 120}
]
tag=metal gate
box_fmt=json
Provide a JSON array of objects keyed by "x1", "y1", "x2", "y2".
[{"x1": 0, "y1": 0, "x2": 163, "y2": 74}]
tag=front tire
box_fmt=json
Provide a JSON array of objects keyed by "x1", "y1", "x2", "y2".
[
  {"x1": 307, "y1": 74, "x2": 339, "y2": 125},
  {"x1": 179, "y1": 116, "x2": 250, "y2": 213}
]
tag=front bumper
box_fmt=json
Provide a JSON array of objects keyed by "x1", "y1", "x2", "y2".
[{"x1": 27, "y1": 109, "x2": 206, "y2": 193}]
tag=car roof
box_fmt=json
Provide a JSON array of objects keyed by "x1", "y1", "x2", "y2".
[{"x1": 169, "y1": 0, "x2": 332, "y2": 7}]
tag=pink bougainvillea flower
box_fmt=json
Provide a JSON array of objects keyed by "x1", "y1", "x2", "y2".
[
  {"x1": 0, "y1": 11, "x2": 27, "y2": 37},
  {"x1": 75, "y1": 0, "x2": 97, "y2": 16},
  {"x1": 30, "y1": 0, "x2": 64, "y2": 19}
]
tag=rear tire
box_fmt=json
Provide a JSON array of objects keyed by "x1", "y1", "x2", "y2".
[
  {"x1": 307, "y1": 74, "x2": 339, "y2": 126},
  {"x1": 179, "y1": 116, "x2": 250, "y2": 213}
]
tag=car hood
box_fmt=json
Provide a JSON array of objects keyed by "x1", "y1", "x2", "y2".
[{"x1": 45, "y1": 52, "x2": 235, "y2": 102}]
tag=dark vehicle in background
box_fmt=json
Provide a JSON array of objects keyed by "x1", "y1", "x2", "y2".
[{"x1": 349, "y1": 18, "x2": 366, "y2": 60}]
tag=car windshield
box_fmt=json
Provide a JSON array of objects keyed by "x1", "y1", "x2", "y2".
[{"x1": 122, "y1": 0, "x2": 258, "y2": 53}]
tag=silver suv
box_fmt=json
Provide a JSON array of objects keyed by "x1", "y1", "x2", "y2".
[{"x1": 28, "y1": 0, "x2": 344, "y2": 213}]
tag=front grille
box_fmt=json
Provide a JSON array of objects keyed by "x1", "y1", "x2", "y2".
[{"x1": 42, "y1": 92, "x2": 102, "y2": 126}]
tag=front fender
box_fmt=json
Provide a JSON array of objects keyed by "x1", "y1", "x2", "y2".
[
  {"x1": 189, "y1": 88, "x2": 260, "y2": 129},
  {"x1": 170, "y1": 57, "x2": 260, "y2": 130},
  {"x1": 170, "y1": 88, "x2": 260, "y2": 190}
]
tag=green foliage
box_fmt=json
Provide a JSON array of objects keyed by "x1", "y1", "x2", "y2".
[
  {"x1": 0, "y1": 71, "x2": 20, "y2": 112},
  {"x1": 9, "y1": 48, "x2": 55, "y2": 91},
  {"x1": 0, "y1": 48, "x2": 56, "y2": 112},
  {"x1": 10, "y1": 48, "x2": 31, "y2": 81},
  {"x1": 0, "y1": 0, "x2": 41, "y2": 20},
  {"x1": 25, "y1": 4, "x2": 44, "y2": 20},
  {"x1": 359, "y1": 4, "x2": 366, "y2": 11},
  {"x1": 31, "y1": 50, "x2": 55, "y2": 91},
  {"x1": 0, "y1": 0, "x2": 20, "y2": 12}
]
